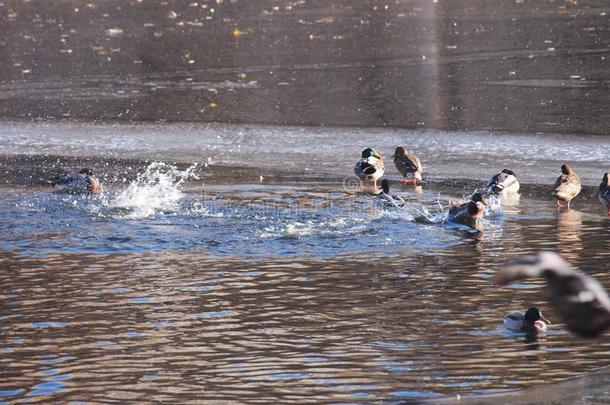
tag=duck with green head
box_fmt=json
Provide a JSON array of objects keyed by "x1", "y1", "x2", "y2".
[
  {"x1": 354, "y1": 147, "x2": 385, "y2": 190},
  {"x1": 488, "y1": 169, "x2": 519, "y2": 196},
  {"x1": 505, "y1": 307, "x2": 550, "y2": 334}
]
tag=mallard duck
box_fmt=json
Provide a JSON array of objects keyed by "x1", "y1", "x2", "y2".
[
  {"x1": 599, "y1": 172, "x2": 610, "y2": 216},
  {"x1": 53, "y1": 168, "x2": 101, "y2": 195},
  {"x1": 447, "y1": 192, "x2": 488, "y2": 231},
  {"x1": 354, "y1": 148, "x2": 384, "y2": 189},
  {"x1": 496, "y1": 252, "x2": 610, "y2": 338},
  {"x1": 488, "y1": 169, "x2": 519, "y2": 196},
  {"x1": 375, "y1": 179, "x2": 406, "y2": 208},
  {"x1": 505, "y1": 307, "x2": 550, "y2": 334},
  {"x1": 552, "y1": 164, "x2": 581, "y2": 209},
  {"x1": 393, "y1": 146, "x2": 422, "y2": 185}
]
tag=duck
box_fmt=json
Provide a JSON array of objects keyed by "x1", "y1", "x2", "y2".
[
  {"x1": 487, "y1": 169, "x2": 519, "y2": 196},
  {"x1": 393, "y1": 146, "x2": 422, "y2": 185},
  {"x1": 505, "y1": 307, "x2": 550, "y2": 334},
  {"x1": 447, "y1": 192, "x2": 488, "y2": 231},
  {"x1": 599, "y1": 172, "x2": 610, "y2": 216},
  {"x1": 552, "y1": 164, "x2": 581, "y2": 209},
  {"x1": 496, "y1": 252, "x2": 610, "y2": 338},
  {"x1": 354, "y1": 147, "x2": 384, "y2": 189},
  {"x1": 53, "y1": 168, "x2": 101, "y2": 195},
  {"x1": 375, "y1": 179, "x2": 406, "y2": 208}
]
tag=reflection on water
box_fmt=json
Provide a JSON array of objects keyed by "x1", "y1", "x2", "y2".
[{"x1": 1, "y1": 154, "x2": 610, "y2": 403}]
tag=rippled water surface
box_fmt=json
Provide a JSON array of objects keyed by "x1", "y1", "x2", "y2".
[{"x1": 1, "y1": 123, "x2": 610, "y2": 403}]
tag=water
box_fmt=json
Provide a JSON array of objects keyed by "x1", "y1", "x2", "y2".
[
  {"x1": 1, "y1": 122, "x2": 610, "y2": 403},
  {"x1": 2, "y1": 0, "x2": 610, "y2": 401}
]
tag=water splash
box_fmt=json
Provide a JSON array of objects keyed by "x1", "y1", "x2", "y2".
[
  {"x1": 483, "y1": 193, "x2": 504, "y2": 217},
  {"x1": 102, "y1": 162, "x2": 199, "y2": 219}
]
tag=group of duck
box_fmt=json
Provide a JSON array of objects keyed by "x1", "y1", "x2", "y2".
[
  {"x1": 355, "y1": 146, "x2": 610, "y2": 338},
  {"x1": 51, "y1": 156, "x2": 610, "y2": 339},
  {"x1": 355, "y1": 146, "x2": 610, "y2": 231}
]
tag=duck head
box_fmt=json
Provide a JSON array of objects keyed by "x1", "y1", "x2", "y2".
[
  {"x1": 393, "y1": 146, "x2": 406, "y2": 157},
  {"x1": 561, "y1": 164, "x2": 574, "y2": 175},
  {"x1": 523, "y1": 307, "x2": 551, "y2": 332},
  {"x1": 79, "y1": 168, "x2": 95, "y2": 176},
  {"x1": 361, "y1": 147, "x2": 383, "y2": 160},
  {"x1": 79, "y1": 168, "x2": 101, "y2": 194},
  {"x1": 490, "y1": 169, "x2": 516, "y2": 193}
]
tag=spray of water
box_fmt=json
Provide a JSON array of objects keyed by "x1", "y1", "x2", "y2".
[{"x1": 103, "y1": 162, "x2": 199, "y2": 219}]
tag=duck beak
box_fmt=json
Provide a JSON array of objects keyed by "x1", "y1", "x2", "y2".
[
  {"x1": 541, "y1": 315, "x2": 551, "y2": 324},
  {"x1": 373, "y1": 152, "x2": 383, "y2": 159}
]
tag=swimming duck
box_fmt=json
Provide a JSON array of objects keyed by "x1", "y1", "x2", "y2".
[
  {"x1": 53, "y1": 168, "x2": 101, "y2": 195},
  {"x1": 375, "y1": 179, "x2": 406, "y2": 208},
  {"x1": 505, "y1": 307, "x2": 550, "y2": 334},
  {"x1": 447, "y1": 192, "x2": 488, "y2": 231},
  {"x1": 488, "y1": 169, "x2": 519, "y2": 196},
  {"x1": 393, "y1": 146, "x2": 422, "y2": 185},
  {"x1": 599, "y1": 172, "x2": 610, "y2": 216},
  {"x1": 354, "y1": 148, "x2": 385, "y2": 189},
  {"x1": 552, "y1": 164, "x2": 581, "y2": 209},
  {"x1": 496, "y1": 252, "x2": 610, "y2": 338}
]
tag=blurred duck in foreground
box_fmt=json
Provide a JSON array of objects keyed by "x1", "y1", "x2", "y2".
[
  {"x1": 393, "y1": 146, "x2": 423, "y2": 185},
  {"x1": 53, "y1": 168, "x2": 101, "y2": 195},
  {"x1": 447, "y1": 192, "x2": 488, "y2": 231},
  {"x1": 488, "y1": 169, "x2": 519, "y2": 196},
  {"x1": 505, "y1": 307, "x2": 550, "y2": 334},
  {"x1": 496, "y1": 252, "x2": 610, "y2": 338},
  {"x1": 599, "y1": 172, "x2": 610, "y2": 216},
  {"x1": 552, "y1": 164, "x2": 581, "y2": 209},
  {"x1": 354, "y1": 147, "x2": 384, "y2": 189}
]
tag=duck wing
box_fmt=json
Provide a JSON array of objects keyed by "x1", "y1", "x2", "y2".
[
  {"x1": 497, "y1": 252, "x2": 610, "y2": 338},
  {"x1": 547, "y1": 273, "x2": 610, "y2": 338}
]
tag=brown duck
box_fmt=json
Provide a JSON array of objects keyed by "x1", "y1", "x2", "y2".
[
  {"x1": 393, "y1": 146, "x2": 422, "y2": 185},
  {"x1": 552, "y1": 164, "x2": 581, "y2": 209}
]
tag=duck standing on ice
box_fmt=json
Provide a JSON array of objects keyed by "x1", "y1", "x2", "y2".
[
  {"x1": 393, "y1": 146, "x2": 422, "y2": 185},
  {"x1": 53, "y1": 168, "x2": 101, "y2": 195},
  {"x1": 354, "y1": 147, "x2": 384, "y2": 190}
]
